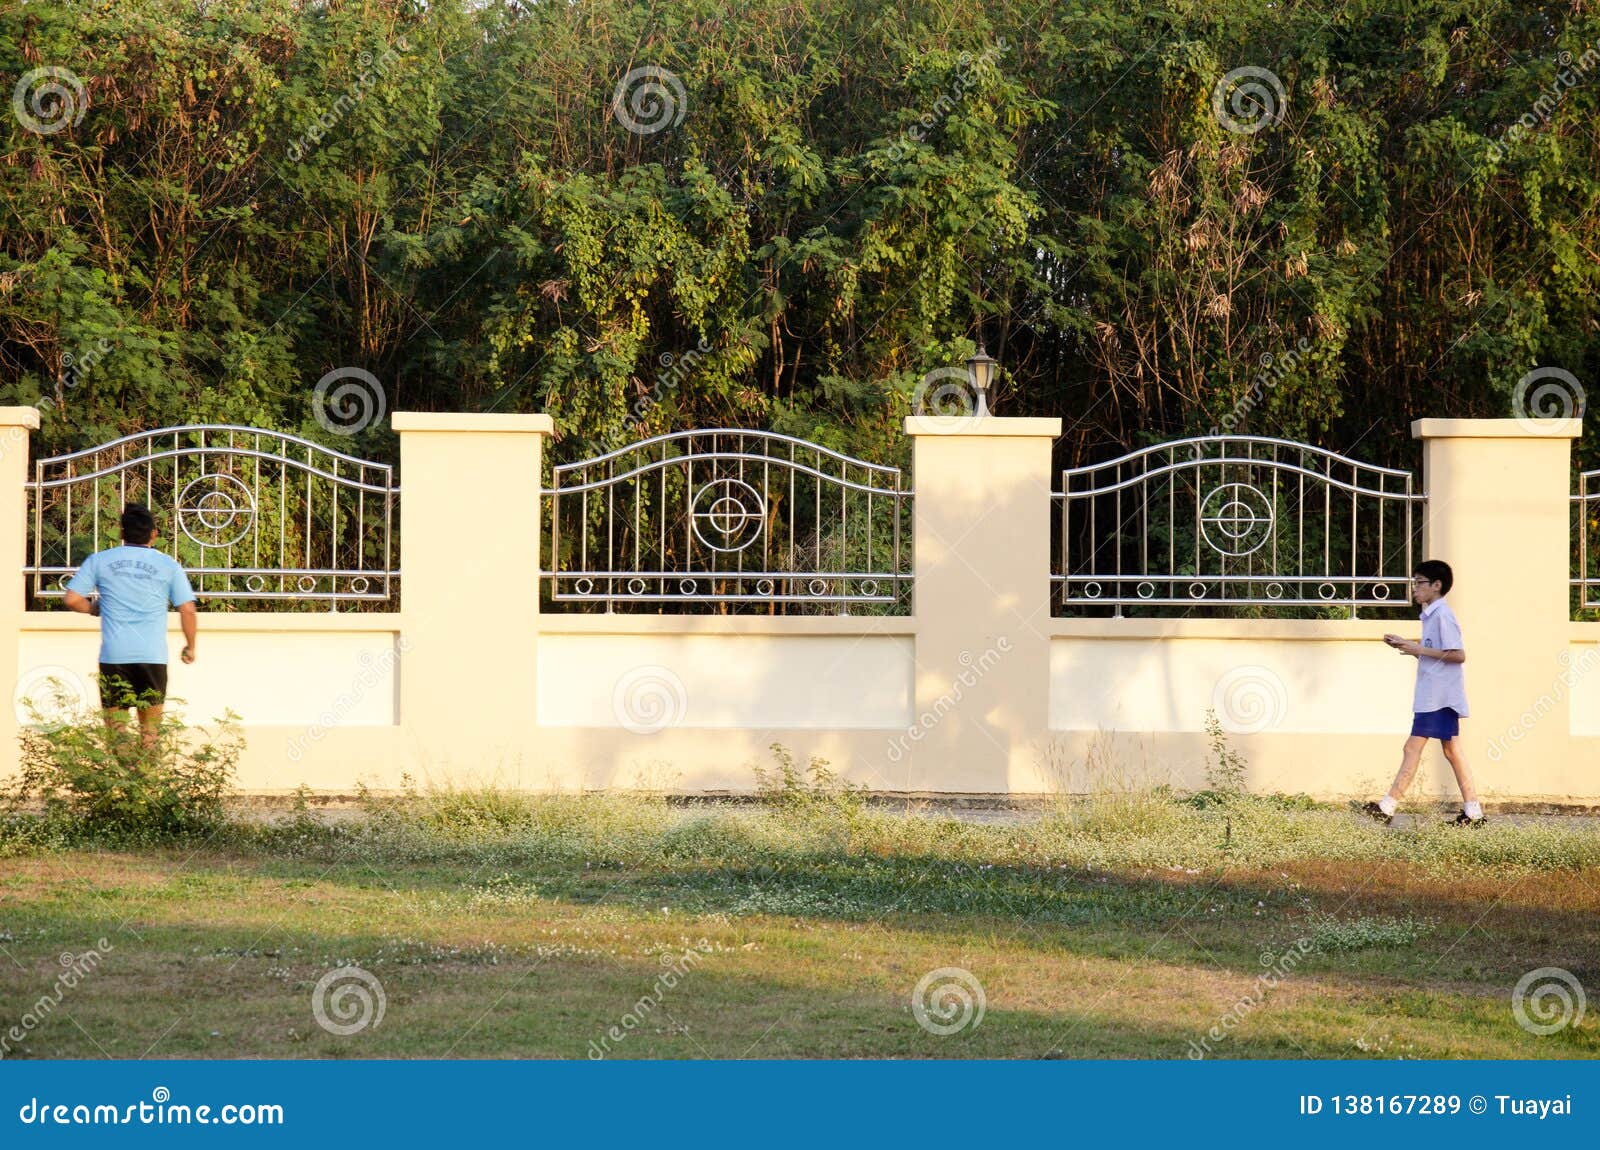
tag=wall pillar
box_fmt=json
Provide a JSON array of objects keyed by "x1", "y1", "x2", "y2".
[
  {"x1": 1413, "y1": 418, "x2": 1580, "y2": 795},
  {"x1": 393, "y1": 412, "x2": 553, "y2": 782},
  {"x1": 0, "y1": 407, "x2": 40, "y2": 764},
  {"x1": 902, "y1": 416, "x2": 1061, "y2": 792}
]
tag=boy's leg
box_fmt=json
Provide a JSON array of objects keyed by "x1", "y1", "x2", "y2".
[
  {"x1": 1385, "y1": 734, "x2": 1429, "y2": 803},
  {"x1": 1440, "y1": 737, "x2": 1482, "y2": 819}
]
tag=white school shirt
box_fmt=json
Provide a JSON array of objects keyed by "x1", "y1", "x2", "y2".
[{"x1": 1413, "y1": 598, "x2": 1469, "y2": 716}]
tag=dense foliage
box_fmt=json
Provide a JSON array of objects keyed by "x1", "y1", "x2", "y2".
[{"x1": 3, "y1": 0, "x2": 1598, "y2": 471}]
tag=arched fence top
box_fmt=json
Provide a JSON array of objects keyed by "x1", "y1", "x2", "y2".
[
  {"x1": 27, "y1": 423, "x2": 398, "y2": 606},
  {"x1": 1062, "y1": 434, "x2": 1421, "y2": 484},
  {"x1": 34, "y1": 423, "x2": 393, "y2": 474}
]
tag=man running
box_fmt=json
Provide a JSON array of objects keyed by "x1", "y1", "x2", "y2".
[{"x1": 62, "y1": 503, "x2": 198, "y2": 744}]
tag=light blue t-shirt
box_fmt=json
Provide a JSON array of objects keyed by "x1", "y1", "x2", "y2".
[{"x1": 66, "y1": 546, "x2": 196, "y2": 665}]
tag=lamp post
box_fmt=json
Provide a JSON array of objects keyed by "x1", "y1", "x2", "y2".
[{"x1": 966, "y1": 343, "x2": 998, "y2": 417}]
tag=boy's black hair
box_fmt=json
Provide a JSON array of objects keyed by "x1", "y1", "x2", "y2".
[
  {"x1": 120, "y1": 503, "x2": 156, "y2": 545},
  {"x1": 1413, "y1": 558, "x2": 1453, "y2": 596}
]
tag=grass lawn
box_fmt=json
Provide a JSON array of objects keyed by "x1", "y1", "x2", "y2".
[{"x1": 1, "y1": 789, "x2": 1598, "y2": 1059}]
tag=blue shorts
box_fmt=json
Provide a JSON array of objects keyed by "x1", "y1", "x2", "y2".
[{"x1": 1410, "y1": 707, "x2": 1460, "y2": 740}]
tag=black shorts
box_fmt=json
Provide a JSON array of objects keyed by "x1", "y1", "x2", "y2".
[{"x1": 97, "y1": 663, "x2": 169, "y2": 709}]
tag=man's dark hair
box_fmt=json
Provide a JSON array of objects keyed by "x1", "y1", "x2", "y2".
[
  {"x1": 1413, "y1": 559, "x2": 1453, "y2": 596},
  {"x1": 120, "y1": 503, "x2": 156, "y2": 545}
]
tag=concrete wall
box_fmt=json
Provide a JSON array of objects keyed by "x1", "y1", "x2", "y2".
[{"x1": 2, "y1": 407, "x2": 1595, "y2": 802}]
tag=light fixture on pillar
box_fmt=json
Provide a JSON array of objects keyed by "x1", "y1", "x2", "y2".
[{"x1": 966, "y1": 342, "x2": 998, "y2": 417}]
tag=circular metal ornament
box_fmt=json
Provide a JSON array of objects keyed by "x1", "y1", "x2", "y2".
[
  {"x1": 1198, "y1": 482, "x2": 1275, "y2": 556},
  {"x1": 1318, "y1": 582, "x2": 1338, "y2": 600},
  {"x1": 1189, "y1": 582, "x2": 1207, "y2": 599},
  {"x1": 1084, "y1": 581, "x2": 1102, "y2": 599},
  {"x1": 1373, "y1": 583, "x2": 1391, "y2": 600},
  {"x1": 575, "y1": 578, "x2": 595, "y2": 596},
  {"x1": 678, "y1": 579, "x2": 697, "y2": 596},
  {"x1": 351, "y1": 576, "x2": 370, "y2": 595},
  {"x1": 756, "y1": 578, "x2": 775, "y2": 596},
  {"x1": 1266, "y1": 582, "x2": 1284, "y2": 599},
  {"x1": 297, "y1": 575, "x2": 317, "y2": 594},
  {"x1": 690, "y1": 478, "x2": 766, "y2": 553},
  {"x1": 627, "y1": 577, "x2": 647, "y2": 596},
  {"x1": 177, "y1": 473, "x2": 256, "y2": 548},
  {"x1": 1136, "y1": 581, "x2": 1155, "y2": 599},
  {"x1": 245, "y1": 574, "x2": 266, "y2": 594},
  {"x1": 808, "y1": 578, "x2": 827, "y2": 597}
]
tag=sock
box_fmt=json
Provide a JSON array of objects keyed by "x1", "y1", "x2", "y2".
[
  {"x1": 1378, "y1": 795, "x2": 1397, "y2": 816},
  {"x1": 1464, "y1": 801, "x2": 1483, "y2": 821}
]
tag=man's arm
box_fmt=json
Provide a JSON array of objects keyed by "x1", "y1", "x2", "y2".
[
  {"x1": 178, "y1": 601, "x2": 198, "y2": 664},
  {"x1": 63, "y1": 590, "x2": 98, "y2": 615}
]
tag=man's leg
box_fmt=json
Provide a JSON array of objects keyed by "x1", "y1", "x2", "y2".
[{"x1": 135, "y1": 704, "x2": 163, "y2": 748}]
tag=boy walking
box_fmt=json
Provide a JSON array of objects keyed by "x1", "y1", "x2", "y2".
[
  {"x1": 1362, "y1": 559, "x2": 1484, "y2": 827},
  {"x1": 61, "y1": 504, "x2": 198, "y2": 744}
]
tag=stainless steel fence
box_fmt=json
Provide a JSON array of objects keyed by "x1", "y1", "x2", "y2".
[
  {"x1": 543, "y1": 429, "x2": 910, "y2": 611},
  {"x1": 1575, "y1": 469, "x2": 1600, "y2": 613},
  {"x1": 1054, "y1": 435, "x2": 1424, "y2": 613},
  {"x1": 27, "y1": 425, "x2": 398, "y2": 606}
]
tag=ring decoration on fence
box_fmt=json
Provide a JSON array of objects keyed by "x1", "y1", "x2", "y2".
[
  {"x1": 543, "y1": 429, "x2": 910, "y2": 610},
  {"x1": 177, "y1": 473, "x2": 257, "y2": 548},
  {"x1": 27, "y1": 425, "x2": 398, "y2": 605}
]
